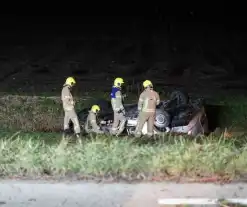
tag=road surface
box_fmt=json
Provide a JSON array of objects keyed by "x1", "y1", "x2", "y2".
[{"x1": 0, "y1": 180, "x2": 246, "y2": 206}]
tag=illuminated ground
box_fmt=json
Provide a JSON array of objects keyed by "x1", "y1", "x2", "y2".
[{"x1": 0, "y1": 180, "x2": 246, "y2": 206}]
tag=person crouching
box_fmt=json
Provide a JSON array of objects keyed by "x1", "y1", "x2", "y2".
[{"x1": 85, "y1": 105, "x2": 104, "y2": 134}]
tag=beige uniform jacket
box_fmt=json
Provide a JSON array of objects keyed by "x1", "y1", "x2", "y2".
[
  {"x1": 61, "y1": 85, "x2": 75, "y2": 111},
  {"x1": 111, "y1": 89, "x2": 124, "y2": 112},
  {"x1": 138, "y1": 88, "x2": 160, "y2": 113}
]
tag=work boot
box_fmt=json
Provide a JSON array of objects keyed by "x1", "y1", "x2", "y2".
[
  {"x1": 165, "y1": 127, "x2": 171, "y2": 133},
  {"x1": 75, "y1": 133, "x2": 83, "y2": 144},
  {"x1": 146, "y1": 133, "x2": 153, "y2": 139},
  {"x1": 75, "y1": 133, "x2": 81, "y2": 138},
  {"x1": 62, "y1": 129, "x2": 71, "y2": 139}
]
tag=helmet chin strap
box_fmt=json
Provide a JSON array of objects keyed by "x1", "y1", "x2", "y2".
[{"x1": 145, "y1": 86, "x2": 152, "y2": 90}]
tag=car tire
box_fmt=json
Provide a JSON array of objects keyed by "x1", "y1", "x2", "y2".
[
  {"x1": 154, "y1": 109, "x2": 171, "y2": 130},
  {"x1": 170, "y1": 90, "x2": 189, "y2": 105}
]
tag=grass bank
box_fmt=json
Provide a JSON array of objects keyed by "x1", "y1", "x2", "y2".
[
  {"x1": 0, "y1": 91, "x2": 143, "y2": 132},
  {"x1": 1, "y1": 91, "x2": 247, "y2": 132},
  {"x1": 0, "y1": 131, "x2": 247, "y2": 181}
]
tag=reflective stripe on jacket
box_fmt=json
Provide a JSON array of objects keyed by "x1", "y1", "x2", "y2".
[{"x1": 138, "y1": 88, "x2": 160, "y2": 113}]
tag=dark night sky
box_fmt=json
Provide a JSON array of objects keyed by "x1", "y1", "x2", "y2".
[
  {"x1": 1, "y1": 4, "x2": 246, "y2": 30},
  {"x1": 0, "y1": 4, "x2": 247, "y2": 77},
  {"x1": 0, "y1": 4, "x2": 246, "y2": 46}
]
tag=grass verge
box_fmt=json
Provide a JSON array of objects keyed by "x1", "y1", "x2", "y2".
[
  {"x1": 0, "y1": 131, "x2": 247, "y2": 181},
  {"x1": 0, "y1": 91, "x2": 144, "y2": 132},
  {"x1": 1, "y1": 91, "x2": 247, "y2": 182},
  {"x1": 1, "y1": 91, "x2": 247, "y2": 132}
]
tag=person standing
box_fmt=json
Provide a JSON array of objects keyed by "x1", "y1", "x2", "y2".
[
  {"x1": 135, "y1": 80, "x2": 160, "y2": 138},
  {"x1": 61, "y1": 77, "x2": 81, "y2": 138},
  {"x1": 110, "y1": 77, "x2": 126, "y2": 135}
]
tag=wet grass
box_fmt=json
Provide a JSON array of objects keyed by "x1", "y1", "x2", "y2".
[{"x1": 0, "y1": 130, "x2": 247, "y2": 180}]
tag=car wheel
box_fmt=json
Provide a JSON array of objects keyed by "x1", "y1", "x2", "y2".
[
  {"x1": 154, "y1": 109, "x2": 170, "y2": 130},
  {"x1": 170, "y1": 90, "x2": 189, "y2": 105}
]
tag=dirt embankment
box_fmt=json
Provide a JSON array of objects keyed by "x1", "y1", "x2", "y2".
[{"x1": 0, "y1": 30, "x2": 247, "y2": 95}]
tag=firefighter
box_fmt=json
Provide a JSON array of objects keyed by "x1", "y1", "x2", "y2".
[
  {"x1": 84, "y1": 105, "x2": 104, "y2": 134},
  {"x1": 110, "y1": 77, "x2": 126, "y2": 135},
  {"x1": 135, "y1": 80, "x2": 160, "y2": 138},
  {"x1": 61, "y1": 77, "x2": 81, "y2": 138}
]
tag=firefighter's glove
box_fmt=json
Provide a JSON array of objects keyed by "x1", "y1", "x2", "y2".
[{"x1": 118, "y1": 109, "x2": 125, "y2": 115}]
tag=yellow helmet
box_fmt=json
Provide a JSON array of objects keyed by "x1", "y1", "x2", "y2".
[
  {"x1": 143, "y1": 80, "x2": 153, "y2": 88},
  {"x1": 65, "y1": 77, "x2": 76, "y2": 86},
  {"x1": 114, "y1": 77, "x2": 124, "y2": 87},
  {"x1": 91, "y1": 105, "x2": 100, "y2": 113}
]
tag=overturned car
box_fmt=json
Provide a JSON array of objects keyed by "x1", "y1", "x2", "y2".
[{"x1": 77, "y1": 90, "x2": 209, "y2": 136}]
